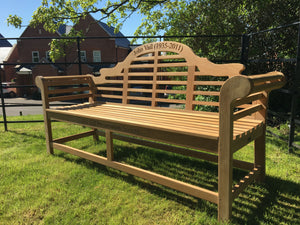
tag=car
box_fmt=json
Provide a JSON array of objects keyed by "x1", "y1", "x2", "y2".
[{"x1": 1, "y1": 82, "x2": 17, "y2": 98}]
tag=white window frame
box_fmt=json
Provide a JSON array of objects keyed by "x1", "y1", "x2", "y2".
[
  {"x1": 45, "y1": 51, "x2": 51, "y2": 61},
  {"x1": 32, "y1": 51, "x2": 39, "y2": 63},
  {"x1": 80, "y1": 51, "x2": 87, "y2": 62},
  {"x1": 93, "y1": 50, "x2": 101, "y2": 62}
]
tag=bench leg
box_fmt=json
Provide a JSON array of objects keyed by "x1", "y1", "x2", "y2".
[
  {"x1": 106, "y1": 130, "x2": 114, "y2": 161},
  {"x1": 92, "y1": 128, "x2": 99, "y2": 142},
  {"x1": 254, "y1": 130, "x2": 266, "y2": 182},
  {"x1": 218, "y1": 142, "x2": 233, "y2": 221},
  {"x1": 44, "y1": 115, "x2": 54, "y2": 154}
]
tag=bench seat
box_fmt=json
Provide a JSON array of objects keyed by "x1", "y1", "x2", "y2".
[{"x1": 48, "y1": 103, "x2": 264, "y2": 153}]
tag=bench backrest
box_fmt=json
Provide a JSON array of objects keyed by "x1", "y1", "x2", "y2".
[{"x1": 93, "y1": 41, "x2": 245, "y2": 112}]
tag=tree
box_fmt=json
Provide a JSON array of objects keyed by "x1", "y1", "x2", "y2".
[
  {"x1": 140, "y1": 0, "x2": 299, "y2": 61},
  {"x1": 7, "y1": 0, "x2": 172, "y2": 35}
]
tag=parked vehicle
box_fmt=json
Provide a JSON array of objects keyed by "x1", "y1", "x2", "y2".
[{"x1": 1, "y1": 82, "x2": 17, "y2": 98}]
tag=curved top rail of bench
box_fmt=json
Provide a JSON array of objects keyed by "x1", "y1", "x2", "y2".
[{"x1": 93, "y1": 41, "x2": 245, "y2": 84}]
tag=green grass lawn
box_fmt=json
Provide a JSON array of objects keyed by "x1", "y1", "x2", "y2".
[{"x1": 0, "y1": 115, "x2": 299, "y2": 225}]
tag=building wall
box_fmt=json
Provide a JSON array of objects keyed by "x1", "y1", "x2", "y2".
[
  {"x1": 16, "y1": 24, "x2": 60, "y2": 63},
  {"x1": 3, "y1": 45, "x2": 18, "y2": 82},
  {"x1": 3, "y1": 15, "x2": 131, "y2": 97}
]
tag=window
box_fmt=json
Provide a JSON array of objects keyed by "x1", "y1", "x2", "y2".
[
  {"x1": 93, "y1": 50, "x2": 101, "y2": 62},
  {"x1": 46, "y1": 51, "x2": 51, "y2": 61},
  {"x1": 80, "y1": 51, "x2": 87, "y2": 62},
  {"x1": 32, "y1": 51, "x2": 39, "y2": 63}
]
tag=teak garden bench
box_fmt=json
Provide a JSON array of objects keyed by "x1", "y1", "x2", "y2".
[{"x1": 36, "y1": 41, "x2": 285, "y2": 221}]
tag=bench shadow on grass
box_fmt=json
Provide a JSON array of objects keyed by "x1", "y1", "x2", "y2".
[
  {"x1": 55, "y1": 141, "x2": 299, "y2": 225},
  {"x1": 7, "y1": 127, "x2": 299, "y2": 223}
]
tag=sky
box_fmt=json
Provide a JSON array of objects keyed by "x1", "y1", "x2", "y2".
[{"x1": 0, "y1": 0, "x2": 142, "y2": 44}]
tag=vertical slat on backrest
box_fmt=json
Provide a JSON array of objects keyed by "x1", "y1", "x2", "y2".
[
  {"x1": 186, "y1": 66, "x2": 196, "y2": 110},
  {"x1": 122, "y1": 68, "x2": 129, "y2": 104},
  {"x1": 152, "y1": 52, "x2": 158, "y2": 107},
  {"x1": 152, "y1": 53, "x2": 189, "y2": 109}
]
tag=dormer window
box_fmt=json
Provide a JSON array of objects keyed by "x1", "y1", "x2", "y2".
[
  {"x1": 80, "y1": 51, "x2": 87, "y2": 62},
  {"x1": 93, "y1": 50, "x2": 101, "y2": 62},
  {"x1": 46, "y1": 51, "x2": 51, "y2": 61},
  {"x1": 32, "y1": 51, "x2": 39, "y2": 63}
]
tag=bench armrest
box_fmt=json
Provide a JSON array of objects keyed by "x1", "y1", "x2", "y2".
[
  {"x1": 218, "y1": 71, "x2": 285, "y2": 143},
  {"x1": 220, "y1": 71, "x2": 285, "y2": 109},
  {"x1": 247, "y1": 71, "x2": 285, "y2": 94},
  {"x1": 35, "y1": 75, "x2": 97, "y2": 107}
]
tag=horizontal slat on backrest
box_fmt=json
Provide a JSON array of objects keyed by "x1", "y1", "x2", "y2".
[
  {"x1": 48, "y1": 87, "x2": 91, "y2": 95},
  {"x1": 49, "y1": 93, "x2": 92, "y2": 102},
  {"x1": 45, "y1": 76, "x2": 92, "y2": 86}
]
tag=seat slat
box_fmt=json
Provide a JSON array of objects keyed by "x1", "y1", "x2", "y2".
[
  {"x1": 53, "y1": 105, "x2": 219, "y2": 137},
  {"x1": 67, "y1": 107, "x2": 218, "y2": 125},
  {"x1": 53, "y1": 103, "x2": 263, "y2": 139},
  {"x1": 82, "y1": 108, "x2": 220, "y2": 131}
]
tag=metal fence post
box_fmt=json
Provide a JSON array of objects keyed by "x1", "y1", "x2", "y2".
[
  {"x1": 240, "y1": 34, "x2": 250, "y2": 66},
  {"x1": 0, "y1": 72, "x2": 8, "y2": 131},
  {"x1": 288, "y1": 23, "x2": 300, "y2": 152},
  {"x1": 77, "y1": 37, "x2": 82, "y2": 75}
]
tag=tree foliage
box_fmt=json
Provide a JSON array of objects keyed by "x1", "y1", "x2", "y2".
[
  {"x1": 7, "y1": 0, "x2": 299, "y2": 61},
  {"x1": 150, "y1": 0, "x2": 299, "y2": 61}
]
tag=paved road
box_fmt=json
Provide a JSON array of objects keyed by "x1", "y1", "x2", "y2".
[{"x1": 0, "y1": 98, "x2": 73, "y2": 116}]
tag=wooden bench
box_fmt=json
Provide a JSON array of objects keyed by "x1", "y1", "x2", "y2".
[{"x1": 36, "y1": 41, "x2": 285, "y2": 221}]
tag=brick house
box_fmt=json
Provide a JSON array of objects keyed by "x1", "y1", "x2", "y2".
[
  {"x1": 0, "y1": 33, "x2": 13, "y2": 82},
  {"x1": 4, "y1": 14, "x2": 131, "y2": 97}
]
